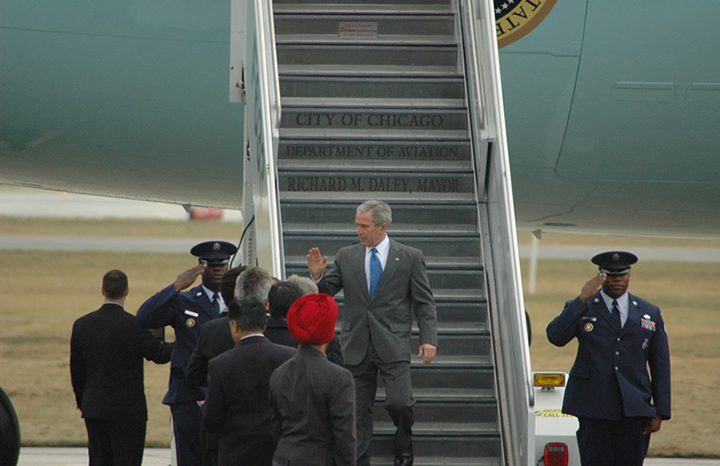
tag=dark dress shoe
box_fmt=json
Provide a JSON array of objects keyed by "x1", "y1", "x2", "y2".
[{"x1": 394, "y1": 455, "x2": 413, "y2": 466}]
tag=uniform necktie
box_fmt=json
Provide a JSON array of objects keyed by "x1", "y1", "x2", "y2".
[
  {"x1": 369, "y1": 247, "x2": 383, "y2": 299},
  {"x1": 612, "y1": 299, "x2": 622, "y2": 330},
  {"x1": 212, "y1": 293, "x2": 220, "y2": 315}
]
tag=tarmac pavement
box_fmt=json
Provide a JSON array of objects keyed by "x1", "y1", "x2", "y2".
[{"x1": 15, "y1": 447, "x2": 720, "y2": 466}]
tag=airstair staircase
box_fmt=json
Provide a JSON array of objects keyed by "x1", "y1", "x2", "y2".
[
  {"x1": 238, "y1": 0, "x2": 533, "y2": 464},
  {"x1": 274, "y1": 0, "x2": 500, "y2": 464}
]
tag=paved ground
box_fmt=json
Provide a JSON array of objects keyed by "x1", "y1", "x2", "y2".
[{"x1": 15, "y1": 448, "x2": 720, "y2": 466}]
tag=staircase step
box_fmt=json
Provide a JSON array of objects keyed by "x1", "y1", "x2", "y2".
[
  {"x1": 373, "y1": 402, "x2": 498, "y2": 425},
  {"x1": 277, "y1": 44, "x2": 457, "y2": 68},
  {"x1": 274, "y1": 4, "x2": 452, "y2": 14},
  {"x1": 371, "y1": 422, "x2": 501, "y2": 458},
  {"x1": 278, "y1": 171, "x2": 475, "y2": 196},
  {"x1": 280, "y1": 106, "x2": 467, "y2": 132},
  {"x1": 274, "y1": 0, "x2": 452, "y2": 8},
  {"x1": 278, "y1": 138, "x2": 471, "y2": 164},
  {"x1": 280, "y1": 200, "x2": 478, "y2": 225},
  {"x1": 371, "y1": 458, "x2": 500, "y2": 466},
  {"x1": 279, "y1": 64, "x2": 458, "y2": 75},
  {"x1": 282, "y1": 236, "x2": 480, "y2": 260},
  {"x1": 279, "y1": 75, "x2": 465, "y2": 100}
]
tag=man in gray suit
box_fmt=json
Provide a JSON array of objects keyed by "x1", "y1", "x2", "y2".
[{"x1": 307, "y1": 199, "x2": 438, "y2": 466}]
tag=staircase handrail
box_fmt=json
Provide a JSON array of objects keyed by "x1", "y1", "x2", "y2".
[
  {"x1": 238, "y1": 0, "x2": 285, "y2": 276},
  {"x1": 459, "y1": 1, "x2": 535, "y2": 465}
]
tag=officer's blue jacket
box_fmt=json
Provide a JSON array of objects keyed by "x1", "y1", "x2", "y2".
[
  {"x1": 137, "y1": 284, "x2": 217, "y2": 405},
  {"x1": 546, "y1": 291, "x2": 671, "y2": 421}
]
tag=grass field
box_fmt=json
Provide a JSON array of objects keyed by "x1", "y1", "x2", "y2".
[{"x1": 1, "y1": 218, "x2": 719, "y2": 456}]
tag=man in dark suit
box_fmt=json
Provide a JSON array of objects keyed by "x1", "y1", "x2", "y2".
[
  {"x1": 185, "y1": 265, "x2": 245, "y2": 466},
  {"x1": 185, "y1": 265, "x2": 247, "y2": 388},
  {"x1": 270, "y1": 293, "x2": 356, "y2": 466},
  {"x1": 546, "y1": 251, "x2": 671, "y2": 466},
  {"x1": 307, "y1": 199, "x2": 438, "y2": 466},
  {"x1": 202, "y1": 297, "x2": 296, "y2": 466},
  {"x1": 264, "y1": 280, "x2": 305, "y2": 347},
  {"x1": 70, "y1": 270, "x2": 173, "y2": 466},
  {"x1": 137, "y1": 240, "x2": 237, "y2": 466}
]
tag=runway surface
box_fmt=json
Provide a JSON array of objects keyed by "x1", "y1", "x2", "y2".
[{"x1": 16, "y1": 448, "x2": 720, "y2": 466}]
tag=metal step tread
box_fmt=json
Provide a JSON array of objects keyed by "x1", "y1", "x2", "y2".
[
  {"x1": 279, "y1": 64, "x2": 458, "y2": 75},
  {"x1": 376, "y1": 387, "x2": 495, "y2": 403},
  {"x1": 274, "y1": 4, "x2": 452, "y2": 14},
  {"x1": 278, "y1": 160, "x2": 471, "y2": 171},
  {"x1": 411, "y1": 355, "x2": 492, "y2": 368},
  {"x1": 279, "y1": 129, "x2": 469, "y2": 139},
  {"x1": 279, "y1": 72, "x2": 464, "y2": 81},
  {"x1": 282, "y1": 223, "x2": 478, "y2": 236},
  {"x1": 374, "y1": 421, "x2": 499, "y2": 436},
  {"x1": 370, "y1": 458, "x2": 500, "y2": 466},
  {"x1": 277, "y1": 35, "x2": 455, "y2": 44},
  {"x1": 281, "y1": 97, "x2": 465, "y2": 108},
  {"x1": 278, "y1": 164, "x2": 472, "y2": 175}
]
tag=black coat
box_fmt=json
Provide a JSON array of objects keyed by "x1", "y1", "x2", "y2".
[
  {"x1": 70, "y1": 303, "x2": 173, "y2": 421},
  {"x1": 186, "y1": 315, "x2": 235, "y2": 387},
  {"x1": 202, "y1": 336, "x2": 296, "y2": 466}
]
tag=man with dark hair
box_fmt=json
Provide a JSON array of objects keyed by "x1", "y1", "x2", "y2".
[
  {"x1": 71, "y1": 270, "x2": 173, "y2": 466},
  {"x1": 137, "y1": 240, "x2": 237, "y2": 466},
  {"x1": 264, "y1": 281, "x2": 304, "y2": 347},
  {"x1": 186, "y1": 265, "x2": 246, "y2": 466},
  {"x1": 186, "y1": 265, "x2": 247, "y2": 388},
  {"x1": 202, "y1": 297, "x2": 296, "y2": 466}
]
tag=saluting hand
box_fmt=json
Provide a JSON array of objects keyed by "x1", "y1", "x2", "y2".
[
  {"x1": 307, "y1": 247, "x2": 328, "y2": 281},
  {"x1": 580, "y1": 273, "x2": 606, "y2": 303},
  {"x1": 174, "y1": 263, "x2": 206, "y2": 293}
]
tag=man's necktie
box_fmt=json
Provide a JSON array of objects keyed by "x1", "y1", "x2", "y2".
[
  {"x1": 369, "y1": 247, "x2": 383, "y2": 299},
  {"x1": 212, "y1": 293, "x2": 220, "y2": 315},
  {"x1": 612, "y1": 300, "x2": 622, "y2": 330}
]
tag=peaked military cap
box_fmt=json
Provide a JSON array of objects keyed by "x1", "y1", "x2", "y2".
[
  {"x1": 190, "y1": 241, "x2": 237, "y2": 265},
  {"x1": 591, "y1": 251, "x2": 638, "y2": 275}
]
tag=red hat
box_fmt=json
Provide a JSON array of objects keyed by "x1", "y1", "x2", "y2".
[{"x1": 286, "y1": 293, "x2": 338, "y2": 345}]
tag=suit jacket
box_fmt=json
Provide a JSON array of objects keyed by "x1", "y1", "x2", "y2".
[
  {"x1": 186, "y1": 315, "x2": 235, "y2": 387},
  {"x1": 137, "y1": 283, "x2": 217, "y2": 404},
  {"x1": 270, "y1": 346, "x2": 356, "y2": 466},
  {"x1": 546, "y1": 291, "x2": 671, "y2": 420},
  {"x1": 70, "y1": 303, "x2": 173, "y2": 421},
  {"x1": 318, "y1": 238, "x2": 438, "y2": 365},
  {"x1": 202, "y1": 336, "x2": 296, "y2": 465},
  {"x1": 265, "y1": 318, "x2": 345, "y2": 367}
]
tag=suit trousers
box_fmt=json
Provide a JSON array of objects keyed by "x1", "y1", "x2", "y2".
[
  {"x1": 170, "y1": 401, "x2": 204, "y2": 466},
  {"x1": 576, "y1": 416, "x2": 651, "y2": 466},
  {"x1": 347, "y1": 339, "x2": 414, "y2": 466},
  {"x1": 85, "y1": 418, "x2": 146, "y2": 466}
]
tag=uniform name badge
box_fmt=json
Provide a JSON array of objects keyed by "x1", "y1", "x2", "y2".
[{"x1": 641, "y1": 314, "x2": 656, "y2": 331}]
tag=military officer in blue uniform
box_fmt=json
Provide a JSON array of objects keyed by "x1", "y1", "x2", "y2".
[
  {"x1": 546, "y1": 251, "x2": 671, "y2": 466},
  {"x1": 137, "y1": 240, "x2": 237, "y2": 466}
]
